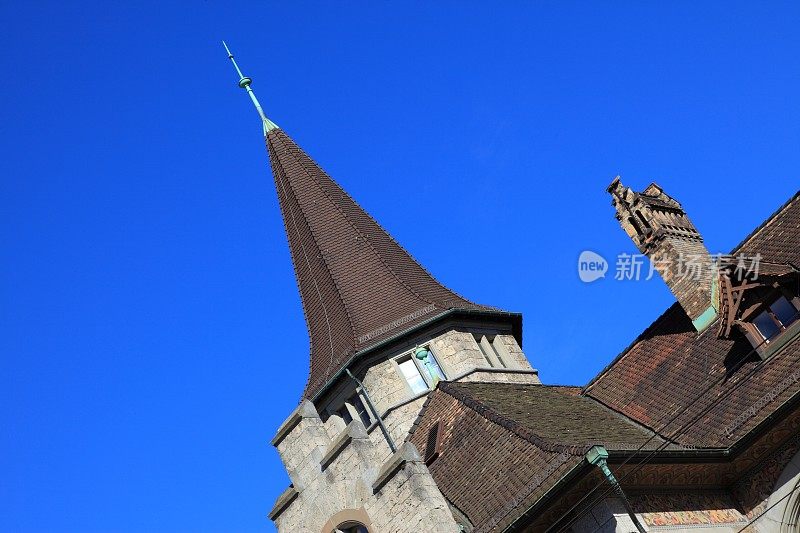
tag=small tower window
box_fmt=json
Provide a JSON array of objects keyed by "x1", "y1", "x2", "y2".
[
  {"x1": 628, "y1": 216, "x2": 643, "y2": 236},
  {"x1": 397, "y1": 357, "x2": 428, "y2": 394},
  {"x1": 635, "y1": 210, "x2": 652, "y2": 230},
  {"x1": 336, "y1": 404, "x2": 353, "y2": 425},
  {"x1": 335, "y1": 392, "x2": 372, "y2": 427},
  {"x1": 395, "y1": 346, "x2": 446, "y2": 394}
]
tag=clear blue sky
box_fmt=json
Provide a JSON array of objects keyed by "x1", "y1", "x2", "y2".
[{"x1": 1, "y1": 2, "x2": 798, "y2": 531}]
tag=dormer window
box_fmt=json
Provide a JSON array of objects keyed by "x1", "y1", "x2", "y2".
[
  {"x1": 717, "y1": 260, "x2": 800, "y2": 357},
  {"x1": 753, "y1": 296, "x2": 799, "y2": 343},
  {"x1": 734, "y1": 290, "x2": 800, "y2": 358}
]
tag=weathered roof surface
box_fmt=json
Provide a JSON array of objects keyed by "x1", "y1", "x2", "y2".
[
  {"x1": 407, "y1": 191, "x2": 800, "y2": 531},
  {"x1": 408, "y1": 382, "x2": 663, "y2": 532},
  {"x1": 265, "y1": 128, "x2": 495, "y2": 399},
  {"x1": 445, "y1": 382, "x2": 661, "y2": 449},
  {"x1": 585, "y1": 190, "x2": 800, "y2": 447}
]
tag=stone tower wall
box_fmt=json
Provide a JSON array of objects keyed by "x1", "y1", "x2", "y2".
[
  {"x1": 270, "y1": 328, "x2": 540, "y2": 531},
  {"x1": 269, "y1": 400, "x2": 457, "y2": 533}
]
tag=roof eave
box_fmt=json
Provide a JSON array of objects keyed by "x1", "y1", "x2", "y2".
[
  {"x1": 502, "y1": 459, "x2": 591, "y2": 533},
  {"x1": 309, "y1": 307, "x2": 523, "y2": 402},
  {"x1": 503, "y1": 389, "x2": 800, "y2": 531}
]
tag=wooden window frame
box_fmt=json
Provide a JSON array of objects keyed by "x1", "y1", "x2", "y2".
[
  {"x1": 750, "y1": 294, "x2": 800, "y2": 342},
  {"x1": 737, "y1": 289, "x2": 800, "y2": 358}
]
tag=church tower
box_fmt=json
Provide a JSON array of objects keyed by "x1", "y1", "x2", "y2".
[{"x1": 224, "y1": 45, "x2": 540, "y2": 532}]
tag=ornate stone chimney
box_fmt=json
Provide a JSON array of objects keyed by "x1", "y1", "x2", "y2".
[{"x1": 608, "y1": 177, "x2": 718, "y2": 331}]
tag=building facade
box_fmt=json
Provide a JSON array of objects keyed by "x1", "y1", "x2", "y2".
[{"x1": 224, "y1": 52, "x2": 800, "y2": 533}]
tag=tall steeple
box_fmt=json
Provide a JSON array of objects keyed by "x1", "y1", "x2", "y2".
[{"x1": 224, "y1": 45, "x2": 497, "y2": 399}]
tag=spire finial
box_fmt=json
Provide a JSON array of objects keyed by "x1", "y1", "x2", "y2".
[{"x1": 222, "y1": 41, "x2": 279, "y2": 133}]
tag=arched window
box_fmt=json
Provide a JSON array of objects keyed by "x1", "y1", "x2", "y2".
[
  {"x1": 334, "y1": 522, "x2": 368, "y2": 533},
  {"x1": 784, "y1": 490, "x2": 800, "y2": 532},
  {"x1": 321, "y1": 508, "x2": 373, "y2": 533}
]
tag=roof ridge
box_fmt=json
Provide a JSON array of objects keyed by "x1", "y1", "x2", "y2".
[
  {"x1": 580, "y1": 391, "x2": 670, "y2": 444},
  {"x1": 729, "y1": 189, "x2": 800, "y2": 255},
  {"x1": 439, "y1": 382, "x2": 589, "y2": 455}
]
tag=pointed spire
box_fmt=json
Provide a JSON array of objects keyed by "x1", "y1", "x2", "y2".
[
  {"x1": 223, "y1": 41, "x2": 279, "y2": 134},
  {"x1": 264, "y1": 128, "x2": 498, "y2": 399},
  {"x1": 219, "y1": 46, "x2": 514, "y2": 398}
]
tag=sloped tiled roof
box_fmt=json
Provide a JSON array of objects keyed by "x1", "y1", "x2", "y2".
[
  {"x1": 408, "y1": 191, "x2": 799, "y2": 531},
  {"x1": 265, "y1": 128, "x2": 497, "y2": 399},
  {"x1": 408, "y1": 382, "x2": 663, "y2": 531},
  {"x1": 444, "y1": 382, "x2": 663, "y2": 450},
  {"x1": 585, "y1": 190, "x2": 800, "y2": 447}
]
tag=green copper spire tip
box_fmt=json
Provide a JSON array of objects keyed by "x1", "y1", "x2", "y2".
[{"x1": 222, "y1": 41, "x2": 279, "y2": 133}]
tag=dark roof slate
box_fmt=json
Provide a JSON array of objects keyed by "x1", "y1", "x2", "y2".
[
  {"x1": 443, "y1": 382, "x2": 662, "y2": 450},
  {"x1": 409, "y1": 382, "x2": 664, "y2": 531}
]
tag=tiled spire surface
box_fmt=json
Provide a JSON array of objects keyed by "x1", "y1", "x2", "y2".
[{"x1": 266, "y1": 128, "x2": 491, "y2": 398}]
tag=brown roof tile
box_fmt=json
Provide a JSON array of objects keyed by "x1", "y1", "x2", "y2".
[
  {"x1": 408, "y1": 191, "x2": 798, "y2": 530},
  {"x1": 409, "y1": 382, "x2": 664, "y2": 531},
  {"x1": 265, "y1": 129, "x2": 496, "y2": 399},
  {"x1": 585, "y1": 190, "x2": 800, "y2": 447},
  {"x1": 442, "y1": 382, "x2": 662, "y2": 450}
]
